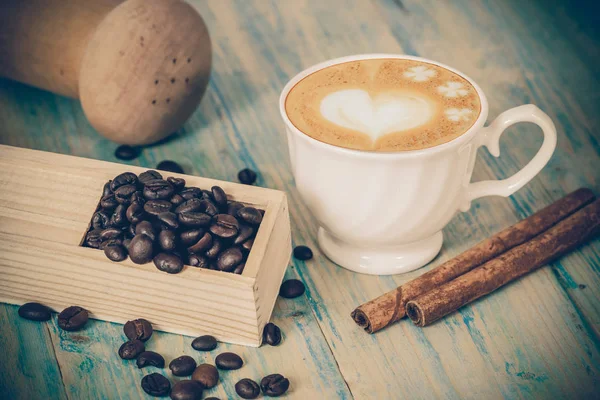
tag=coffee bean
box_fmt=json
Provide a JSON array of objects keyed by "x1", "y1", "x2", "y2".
[
  {"x1": 124, "y1": 202, "x2": 144, "y2": 224},
  {"x1": 293, "y1": 245, "x2": 313, "y2": 260},
  {"x1": 178, "y1": 212, "x2": 211, "y2": 227},
  {"x1": 114, "y1": 184, "x2": 137, "y2": 204},
  {"x1": 205, "y1": 238, "x2": 223, "y2": 259},
  {"x1": 115, "y1": 145, "x2": 140, "y2": 160},
  {"x1": 109, "y1": 204, "x2": 128, "y2": 227},
  {"x1": 191, "y1": 364, "x2": 219, "y2": 388},
  {"x1": 144, "y1": 179, "x2": 175, "y2": 200},
  {"x1": 199, "y1": 199, "x2": 219, "y2": 216},
  {"x1": 119, "y1": 339, "x2": 145, "y2": 359},
  {"x1": 154, "y1": 253, "x2": 184, "y2": 274},
  {"x1": 100, "y1": 227, "x2": 122, "y2": 241},
  {"x1": 122, "y1": 238, "x2": 131, "y2": 249},
  {"x1": 157, "y1": 211, "x2": 179, "y2": 230},
  {"x1": 188, "y1": 254, "x2": 209, "y2": 268},
  {"x1": 128, "y1": 234, "x2": 154, "y2": 264},
  {"x1": 104, "y1": 244, "x2": 128, "y2": 261},
  {"x1": 167, "y1": 176, "x2": 186, "y2": 191},
  {"x1": 18, "y1": 302, "x2": 51, "y2": 321},
  {"x1": 169, "y1": 355, "x2": 197, "y2": 376},
  {"x1": 234, "y1": 224, "x2": 254, "y2": 245},
  {"x1": 100, "y1": 193, "x2": 118, "y2": 210},
  {"x1": 279, "y1": 279, "x2": 306, "y2": 298},
  {"x1": 216, "y1": 247, "x2": 243, "y2": 272},
  {"x1": 191, "y1": 335, "x2": 217, "y2": 351},
  {"x1": 130, "y1": 190, "x2": 145, "y2": 205},
  {"x1": 263, "y1": 322, "x2": 282, "y2": 346},
  {"x1": 175, "y1": 198, "x2": 203, "y2": 214},
  {"x1": 92, "y1": 210, "x2": 110, "y2": 229},
  {"x1": 237, "y1": 207, "x2": 263, "y2": 225},
  {"x1": 139, "y1": 170, "x2": 162, "y2": 184},
  {"x1": 57, "y1": 306, "x2": 89, "y2": 331},
  {"x1": 209, "y1": 214, "x2": 239, "y2": 239},
  {"x1": 187, "y1": 232, "x2": 212, "y2": 254},
  {"x1": 137, "y1": 351, "x2": 165, "y2": 369},
  {"x1": 99, "y1": 238, "x2": 123, "y2": 250},
  {"x1": 205, "y1": 398, "x2": 220, "y2": 400},
  {"x1": 233, "y1": 262, "x2": 245, "y2": 275},
  {"x1": 211, "y1": 186, "x2": 227, "y2": 208},
  {"x1": 260, "y1": 374, "x2": 290, "y2": 397},
  {"x1": 170, "y1": 380, "x2": 203, "y2": 400},
  {"x1": 241, "y1": 238, "x2": 254, "y2": 252},
  {"x1": 85, "y1": 229, "x2": 103, "y2": 248},
  {"x1": 170, "y1": 194, "x2": 185, "y2": 206},
  {"x1": 157, "y1": 160, "x2": 184, "y2": 174},
  {"x1": 235, "y1": 378, "x2": 260, "y2": 399},
  {"x1": 102, "y1": 181, "x2": 113, "y2": 197},
  {"x1": 158, "y1": 230, "x2": 177, "y2": 251},
  {"x1": 111, "y1": 172, "x2": 139, "y2": 192},
  {"x1": 215, "y1": 352, "x2": 243, "y2": 370},
  {"x1": 144, "y1": 199, "x2": 173, "y2": 216},
  {"x1": 127, "y1": 223, "x2": 137, "y2": 238},
  {"x1": 141, "y1": 373, "x2": 171, "y2": 397},
  {"x1": 124, "y1": 318, "x2": 153, "y2": 341},
  {"x1": 238, "y1": 168, "x2": 257, "y2": 185},
  {"x1": 135, "y1": 221, "x2": 156, "y2": 241},
  {"x1": 179, "y1": 187, "x2": 202, "y2": 200}
]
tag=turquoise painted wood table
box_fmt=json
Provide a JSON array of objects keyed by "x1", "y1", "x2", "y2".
[{"x1": 1, "y1": 0, "x2": 599, "y2": 399}]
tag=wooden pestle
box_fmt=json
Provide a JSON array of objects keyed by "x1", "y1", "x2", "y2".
[{"x1": 0, "y1": 0, "x2": 212, "y2": 145}]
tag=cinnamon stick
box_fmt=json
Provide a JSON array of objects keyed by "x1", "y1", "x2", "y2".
[
  {"x1": 406, "y1": 198, "x2": 600, "y2": 326},
  {"x1": 351, "y1": 188, "x2": 595, "y2": 333}
]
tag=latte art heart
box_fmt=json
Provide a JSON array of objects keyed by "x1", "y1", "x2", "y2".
[{"x1": 320, "y1": 89, "x2": 434, "y2": 141}]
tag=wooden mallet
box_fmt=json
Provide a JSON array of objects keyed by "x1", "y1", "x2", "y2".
[{"x1": 0, "y1": 0, "x2": 212, "y2": 145}]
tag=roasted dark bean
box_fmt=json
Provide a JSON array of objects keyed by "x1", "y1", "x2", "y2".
[
  {"x1": 114, "y1": 184, "x2": 137, "y2": 204},
  {"x1": 233, "y1": 262, "x2": 245, "y2": 275},
  {"x1": 170, "y1": 380, "x2": 203, "y2": 400},
  {"x1": 293, "y1": 245, "x2": 313, "y2": 260},
  {"x1": 170, "y1": 194, "x2": 185, "y2": 205},
  {"x1": 187, "y1": 232, "x2": 213, "y2": 254},
  {"x1": 122, "y1": 238, "x2": 131, "y2": 249},
  {"x1": 179, "y1": 187, "x2": 202, "y2": 200},
  {"x1": 135, "y1": 220, "x2": 156, "y2": 241},
  {"x1": 141, "y1": 373, "x2": 171, "y2": 397},
  {"x1": 92, "y1": 210, "x2": 110, "y2": 229},
  {"x1": 235, "y1": 378, "x2": 260, "y2": 399},
  {"x1": 188, "y1": 254, "x2": 209, "y2": 268},
  {"x1": 237, "y1": 207, "x2": 262, "y2": 225},
  {"x1": 210, "y1": 214, "x2": 239, "y2": 239},
  {"x1": 100, "y1": 194, "x2": 118, "y2": 210},
  {"x1": 169, "y1": 355, "x2": 197, "y2": 376},
  {"x1": 211, "y1": 186, "x2": 227, "y2": 208},
  {"x1": 129, "y1": 190, "x2": 145, "y2": 205},
  {"x1": 100, "y1": 227, "x2": 122, "y2": 241},
  {"x1": 58, "y1": 306, "x2": 89, "y2": 331},
  {"x1": 128, "y1": 234, "x2": 154, "y2": 264},
  {"x1": 139, "y1": 170, "x2": 163, "y2": 183},
  {"x1": 118, "y1": 339, "x2": 145, "y2": 359},
  {"x1": 199, "y1": 199, "x2": 219, "y2": 216},
  {"x1": 126, "y1": 202, "x2": 145, "y2": 224},
  {"x1": 215, "y1": 352, "x2": 243, "y2": 370},
  {"x1": 241, "y1": 238, "x2": 254, "y2": 252},
  {"x1": 99, "y1": 238, "x2": 123, "y2": 250},
  {"x1": 234, "y1": 224, "x2": 254, "y2": 245},
  {"x1": 238, "y1": 168, "x2": 257, "y2": 185},
  {"x1": 85, "y1": 229, "x2": 103, "y2": 248},
  {"x1": 144, "y1": 199, "x2": 172, "y2": 216},
  {"x1": 175, "y1": 198, "x2": 203, "y2": 214},
  {"x1": 191, "y1": 335, "x2": 217, "y2": 351},
  {"x1": 167, "y1": 176, "x2": 186, "y2": 191},
  {"x1": 216, "y1": 247, "x2": 243, "y2": 272},
  {"x1": 156, "y1": 160, "x2": 184, "y2": 174},
  {"x1": 109, "y1": 204, "x2": 128, "y2": 227},
  {"x1": 154, "y1": 253, "x2": 184, "y2": 274},
  {"x1": 158, "y1": 230, "x2": 177, "y2": 251},
  {"x1": 115, "y1": 145, "x2": 140, "y2": 160},
  {"x1": 178, "y1": 212, "x2": 211, "y2": 227},
  {"x1": 18, "y1": 302, "x2": 52, "y2": 321},
  {"x1": 263, "y1": 322, "x2": 282, "y2": 346},
  {"x1": 124, "y1": 318, "x2": 153, "y2": 341},
  {"x1": 110, "y1": 172, "x2": 138, "y2": 192},
  {"x1": 180, "y1": 229, "x2": 204, "y2": 246},
  {"x1": 136, "y1": 351, "x2": 165, "y2": 369},
  {"x1": 227, "y1": 201, "x2": 245, "y2": 216},
  {"x1": 279, "y1": 279, "x2": 306, "y2": 298},
  {"x1": 204, "y1": 238, "x2": 223, "y2": 259},
  {"x1": 102, "y1": 181, "x2": 113, "y2": 197},
  {"x1": 192, "y1": 364, "x2": 219, "y2": 389},
  {"x1": 143, "y1": 179, "x2": 174, "y2": 200},
  {"x1": 127, "y1": 223, "x2": 137, "y2": 238},
  {"x1": 260, "y1": 374, "x2": 290, "y2": 397},
  {"x1": 104, "y1": 244, "x2": 128, "y2": 261},
  {"x1": 157, "y1": 212, "x2": 179, "y2": 230}
]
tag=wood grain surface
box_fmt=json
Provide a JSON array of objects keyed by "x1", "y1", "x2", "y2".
[{"x1": 0, "y1": 0, "x2": 599, "y2": 399}]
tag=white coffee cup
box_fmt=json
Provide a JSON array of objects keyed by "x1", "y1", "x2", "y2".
[{"x1": 279, "y1": 54, "x2": 557, "y2": 275}]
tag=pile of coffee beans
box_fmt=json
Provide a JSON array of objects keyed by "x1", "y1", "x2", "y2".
[{"x1": 83, "y1": 170, "x2": 265, "y2": 275}]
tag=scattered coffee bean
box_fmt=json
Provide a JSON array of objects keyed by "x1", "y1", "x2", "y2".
[
  {"x1": 157, "y1": 160, "x2": 184, "y2": 174},
  {"x1": 92, "y1": 210, "x2": 110, "y2": 229},
  {"x1": 118, "y1": 339, "x2": 145, "y2": 359},
  {"x1": 187, "y1": 232, "x2": 213, "y2": 254},
  {"x1": 115, "y1": 145, "x2": 140, "y2": 160},
  {"x1": 216, "y1": 247, "x2": 243, "y2": 272},
  {"x1": 170, "y1": 380, "x2": 203, "y2": 400},
  {"x1": 210, "y1": 214, "x2": 239, "y2": 239},
  {"x1": 167, "y1": 176, "x2": 186, "y2": 191},
  {"x1": 137, "y1": 351, "x2": 166, "y2": 369},
  {"x1": 104, "y1": 245, "x2": 128, "y2": 262},
  {"x1": 237, "y1": 207, "x2": 262, "y2": 225},
  {"x1": 293, "y1": 245, "x2": 313, "y2": 260},
  {"x1": 111, "y1": 172, "x2": 138, "y2": 192},
  {"x1": 260, "y1": 374, "x2": 290, "y2": 397},
  {"x1": 178, "y1": 211, "x2": 211, "y2": 227},
  {"x1": 191, "y1": 363, "x2": 219, "y2": 388},
  {"x1": 158, "y1": 230, "x2": 177, "y2": 251},
  {"x1": 233, "y1": 262, "x2": 245, "y2": 275},
  {"x1": 263, "y1": 322, "x2": 282, "y2": 346},
  {"x1": 126, "y1": 202, "x2": 146, "y2": 224},
  {"x1": 144, "y1": 179, "x2": 175, "y2": 200},
  {"x1": 141, "y1": 373, "x2": 171, "y2": 397},
  {"x1": 18, "y1": 302, "x2": 51, "y2": 321},
  {"x1": 154, "y1": 253, "x2": 184, "y2": 274},
  {"x1": 144, "y1": 199, "x2": 173, "y2": 216},
  {"x1": 124, "y1": 318, "x2": 153, "y2": 341},
  {"x1": 169, "y1": 355, "x2": 197, "y2": 376},
  {"x1": 211, "y1": 186, "x2": 227, "y2": 208},
  {"x1": 215, "y1": 352, "x2": 243, "y2": 370},
  {"x1": 234, "y1": 224, "x2": 254, "y2": 245},
  {"x1": 235, "y1": 378, "x2": 260, "y2": 399},
  {"x1": 114, "y1": 184, "x2": 137, "y2": 204},
  {"x1": 238, "y1": 168, "x2": 257, "y2": 185},
  {"x1": 242, "y1": 238, "x2": 254, "y2": 252},
  {"x1": 188, "y1": 254, "x2": 209, "y2": 268},
  {"x1": 204, "y1": 238, "x2": 223, "y2": 259},
  {"x1": 279, "y1": 279, "x2": 306, "y2": 298},
  {"x1": 128, "y1": 234, "x2": 154, "y2": 264},
  {"x1": 135, "y1": 220, "x2": 156, "y2": 241},
  {"x1": 191, "y1": 335, "x2": 217, "y2": 351},
  {"x1": 180, "y1": 229, "x2": 204, "y2": 246}
]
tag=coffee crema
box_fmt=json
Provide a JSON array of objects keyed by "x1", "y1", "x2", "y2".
[{"x1": 285, "y1": 58, "x2": 481, "y2": 152}]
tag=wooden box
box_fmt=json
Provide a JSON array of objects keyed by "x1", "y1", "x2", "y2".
[{"x1": 0, "y1": 145, "x2": 291, "y2": 347}]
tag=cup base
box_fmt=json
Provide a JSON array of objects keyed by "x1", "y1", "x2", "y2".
[{"x1": 317, "y1": 228, "x2": 443, "y2": 275}]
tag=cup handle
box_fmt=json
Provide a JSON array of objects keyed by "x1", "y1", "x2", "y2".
[{"x1": 462, "y1": 104, "x2": 557, "y2": 211}]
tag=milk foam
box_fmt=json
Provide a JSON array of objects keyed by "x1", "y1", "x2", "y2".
[{"x1": 320, "y1": 89, "x2": 434, "y2": 141}]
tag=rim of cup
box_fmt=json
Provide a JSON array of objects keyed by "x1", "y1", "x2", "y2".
[{"x1": 279, "y1": 54, "x2": 490, "y2": 158}]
